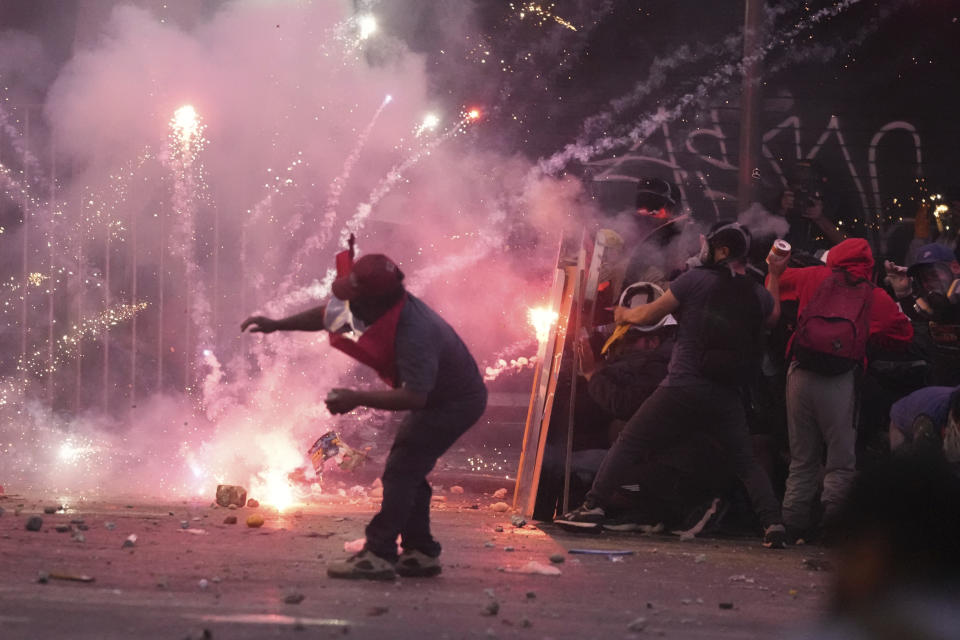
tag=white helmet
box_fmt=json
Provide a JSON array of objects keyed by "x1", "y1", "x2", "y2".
[{"x1": 618, "y1": 281, "x2": 678, "y2": 333}]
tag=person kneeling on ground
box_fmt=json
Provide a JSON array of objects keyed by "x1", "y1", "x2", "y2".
[
  {"x1": 556, "y1": 221, "x2": 788, "y2": 548},
  {"x1": 242, "y1": 253, "x2": 487, "y2": 581},
  {"x1": 889, "y1": 384, "x2": 960, "y2": 463}
]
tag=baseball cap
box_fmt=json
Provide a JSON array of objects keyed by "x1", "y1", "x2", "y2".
[
  {"x1": 910, "y1": 243, "x2": 957, "y2": 269},
  {"x1": 331, "y1": 254, "x2": 404, "y2": 301}
]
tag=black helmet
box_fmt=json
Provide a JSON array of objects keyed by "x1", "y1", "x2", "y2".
[
  {"x1": 706, "y1": 220, "x2": 752, "y2": 260},
  {"x1": 635, "y1": 177, "x2": 679, "y2": 213}
]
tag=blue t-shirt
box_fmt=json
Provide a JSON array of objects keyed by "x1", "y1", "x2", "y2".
[
  {"x1": 394, "y1": 294, "x2": 486, "y2": 408},
  {"x1": 890, "y1": 385, "x2": 960, "y2": 436},
  {"x1": 663, "y1": 267, "x2": 774, "y2": 387}
]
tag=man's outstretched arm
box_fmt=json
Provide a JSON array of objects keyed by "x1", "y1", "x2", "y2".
[
  {"x1": 241, "y1": 304, "x2": 327, "y2": 333},
  {"x1": 325, "y1": 387, "x2": 428, "y2": 414}
]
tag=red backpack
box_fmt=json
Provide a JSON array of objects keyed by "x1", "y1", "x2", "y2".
[{"x1": 792, "y1": 269, "x2": 874, "y2": 375}]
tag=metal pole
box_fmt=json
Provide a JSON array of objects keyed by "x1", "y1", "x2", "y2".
[
  {"x1": 157, "y1": 208, "x2": 165, "y2": 393},
  {"x1": 20, "y1": 111, "x2": 30, "y2": 379},
  {"x1": 103, "y1": 223, "x2": 111, "y2": 412},
  {"x1": 130, "y1": 198, "x2": 138, "y2": 410},
  {"x1": 47, "y1": 128, "x2": 56, "y2": 404},
  {"x1": 737, "y1": 0, "x2": 764, "y2": 210}
]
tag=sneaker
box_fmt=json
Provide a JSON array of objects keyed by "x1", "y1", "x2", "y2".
[
  {"x1": 396, "y1": 549, "x2": 442, "y2": 578},
  {"x1": 602, "y1": 515, "x2": 664, "y2": 533},
  {"x1": 327, "y1": 550, "x2": 396, "y2": 581},
  {"x1": 554, "y1": 502, "x2": 606, "y2": 530},
  {"x1": 762, "y1": 523, "x2": 787, "y2": 549}
]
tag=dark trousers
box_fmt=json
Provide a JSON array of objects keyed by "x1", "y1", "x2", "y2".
[
  {"x1": 586, "y1": 384, "x2": 782, "y2": 528},
  {"x1": 365, "y1": 390, "x2": 487, "y2": 562}
]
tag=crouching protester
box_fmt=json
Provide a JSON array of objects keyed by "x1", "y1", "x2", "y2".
[
  {"x1": 556, "y1": 221, "x2": 788, "y2": 548},
  {"x1": 767, "y1": 238, "x2": 913, "y2": 542},
  {"x1": 241, "y1": 253, "x2": 487, "y2": 580},
  {"x1": 889, "y1": 384, "x2": 960, "y2": 463}
]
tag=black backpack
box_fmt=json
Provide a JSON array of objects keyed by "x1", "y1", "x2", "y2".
[{"x1": 698, "y1": 267, "x2": 764, "y2": 384}]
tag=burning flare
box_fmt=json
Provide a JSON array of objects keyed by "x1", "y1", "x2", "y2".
[{"x1": 528, "y1": 306, "x2": 558, "y2": 345}]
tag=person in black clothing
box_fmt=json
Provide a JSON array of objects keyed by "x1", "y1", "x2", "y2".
[
  {"x1": 556, "y1": 221, "x2": 788, "y2": 548},
  {"x1": 242, "y1": 253, "x2": 487, "y2": 580}
]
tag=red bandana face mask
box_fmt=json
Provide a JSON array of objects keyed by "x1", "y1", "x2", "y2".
[{"x1": 327, "y1": 294, "x2": 407, "y2": 387}]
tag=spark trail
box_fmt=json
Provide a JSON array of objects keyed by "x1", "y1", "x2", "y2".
[{"x1": 540, "y1": 0, "x2": 866, "y2": 175}]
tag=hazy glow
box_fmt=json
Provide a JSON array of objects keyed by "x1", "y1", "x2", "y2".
[
  {"x1": 527, "y1": 306, "x2": 558, "y2": 345},
  {"x1": 358, "y1": 14, "x2": 377, "y2": 40}
]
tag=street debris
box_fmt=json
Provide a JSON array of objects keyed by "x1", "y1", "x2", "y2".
[
  {"x1": 494, "y1": 525, "x2": 504, "y2": 532},
  {"x1": 450, "y1": 485, "x2": 464, "y2": 494},
  {"x1": 122, "y1": 534, "x2": 137, "y2": 548},
  {"x1": 509, "y1": 514, "x2": 526, "y2": 528},
  {"x1": 481, "y1": 600, "x2": 500, "y2": 616},
  {"x1": 37, "y1": 571, "x2": 95, "y2": 584},
  {"x1": 284, "y1": 592, "x2": 305, "y2": 604},
  {"x1": 55, "y1": 524, "x2": 71, "y2": 533},
  {"x1": 25, "y1": 516, "x2": 43, "y2": 531},
  {"x1": 503, "y1": 546, "x2": 514, "y2": 552},
  {"x1": 43, "y1": 505, "x2": 59, "y2": 514},
  {"x1": 179, "y1": 528, "x2": 208, "y2": 535},
  {"x1": 367, "y1": 606, "x2": 389, "y2": 616},
  {"x1": 199, "y1": 579, "x2": 209, "y2": 590},
  {"x1": 105, "y1": 522, "x2": 116, "y2": 530},
  {"x1": 490, "y1": 502, "x2": 509, "y2": 512},
  {"x1": 719, "y1": 602, "x2": 735, "y2": 610},
  {"x1": 627, "y1": 617, "x2": 647, "y2": 632},
  {"x1": 802, "y1": 558, "x2": 834, "y2": 572},
  {"x1": 694, "y1": 554, "x2": 707, "y2": 563},
  {"x1": 568, "y1": 549, "x2": 634, "y2": 556},
  {"x1": 505, "y1": 561, "x2": 561, "y2": 576},
  {"x1": 548, "y1": 554, "x2": 565, "y2": 564},
  {"x1": 72, "y1": 531, "x2": 85, "y2": 542},
  {"x1": 223, "y1": 516, "x2": 238, "y2": 525},
  {"x1": 215, "y1": 485, "x2": 247, "y2": 508},
  {"x1": 308, "y1": 430, "x2": 369, "y2": 477},
  {"x1": 344, "y1": 537, "x2": 366, "y2": 553},
  {"x1": 180, "y1": 520, "x2": 190, "y2": 529},
  {"x1": 492, "y1": 488, "x2": 508, "y2": 499},
  {"x1": 728, "y1": 574, "x2": 756, "y2": 584},
  {"x1": 246, "y1": 514, "x2": 265, "y2": 528},
  {"x1": 246, "y1": 499, "x2": 259, "y2": 508}
]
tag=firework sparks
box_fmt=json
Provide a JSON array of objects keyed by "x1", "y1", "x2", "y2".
[
  {"x1": 415, "y1": 112, "x2": 440, "y2": 137},
  {"x1": 528, "y1": 306, "x2": 559, "y2": 345},
  {"x1": 358, "y1": 14, "x2": 377, "y2": 40},
  {"x1": 512, "y1": 2, "x2": 578, "y2": 32}
]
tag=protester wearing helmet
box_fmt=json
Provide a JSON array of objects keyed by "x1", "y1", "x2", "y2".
[{"x1": 557, "y1": 220, "x2": 788, "y2": 548}]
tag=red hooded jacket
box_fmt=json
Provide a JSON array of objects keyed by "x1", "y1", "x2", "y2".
[{"x1": 773, "y1": 238, "x2": 913, "y2": 357}]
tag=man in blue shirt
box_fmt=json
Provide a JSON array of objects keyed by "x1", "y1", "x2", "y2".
[{"x1": 242, "y1": 254, "x2": 487, "y2": 580}]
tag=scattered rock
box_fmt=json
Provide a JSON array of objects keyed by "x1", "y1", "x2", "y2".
[
  {"x1": 505, "y1": 561, "x2": 561, "y2": 576},
  {"x1": 484, "y1": 542, "x2": 495, "y2": 548},
  {"x1": 431, "y1": 495, "x2": 446, "y2": 502},
  {"x1": 25, "y1": 516, "x2": 43, "y2": 532},
  {"x1": 246, "y1": 499, "x2": 259, "y2": 508},
  {"x1": 366, "y1": 606, "x2": 389, "y2": 616},
  {"x1": 223, "y1": 516, "x2": 238, "y2": 525},
  {"x1": 492, "y1": 488, "x2": 508, "y2": 499},
  {"x1": 72, "y1": 532, "x2": 85, "y2": 542},
  {"x1": 525, "y1": 591, "x2": 536, "y2": 599},
  {"x1": 503, "y1": 546, "x2": 514, "y2": 552},
  {"x1": 198, "y1": 579, "x2": 209, "y2": 590},
  {"x1": 520, "y1": 617, "x2": 532, "y2": 628},
  {"x1": 75, "y1": 523, "x2": 89, "y2": 531},
  {"x1": 54, "y1": 524, "x2": 71, "y2": 533},
  {"x1": 548, "y1": 554, "x2": 565, "y2": 564},
  {"x1": 122, "y1": 534, "x2": 137, "y2": 548},
  {"x1": 37, "y1": 571, "x2": 50, "y2": 584},
  {"x1": 246, "y1": 514, "x2": 265, "y2": 528},
  {"x1": 694, "y1": 554, "x2": 707, "y2": 564},
  {"x1": 494, "y1": 526, "x2": 504, "y2": 533},
  {"x1": 481, "y1": 600, "x2": 500, "y2": 616},
  {"x1": 469, "y1": 504, "x2": 479, "y2": 510},
  {"x1": 802, "y1": 558, "x2": 834, "y2": 572},
  {"x1": 284, "y1": 593, "x2": 305, "y2": 604},
  {"x1": 105, "y1": 522, "x2": 116, "y2": 530},
  {"x1": 681, "y1": 598, "x2": 693, "y2": 605},
  {"x1": 70, "y1": 519, "x2": 85, "y2": 525},
  {"x1": 719, "y1": 602, "x2": 734, "y2": 610},
  {"x1": 627, "y1": 617, "x2": 647, "y2": 632},
  {"x1": 215, "y1": 485, "x2": 248, "y2": 508},
  {"x1": 509, "y1": 515, "x2": 526, "y2": 528},
  {"x1": 450, "y1": 486, "x2": 464, "y2": 494},
  {"x1": 43, "y1": 505, "x2": 59, "y2": 514},
  {"x1": 228, "y1": 504, "x2": 237, "y2": 511}
]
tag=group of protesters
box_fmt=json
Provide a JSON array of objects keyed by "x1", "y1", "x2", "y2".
[{"x1": 554, "y1": 175, "x2": 960, "y2": 549}]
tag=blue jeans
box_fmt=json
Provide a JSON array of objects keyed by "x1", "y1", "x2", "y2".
[{"x1": 365, "y1": 390, "x2": 487, "y2": 561}]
